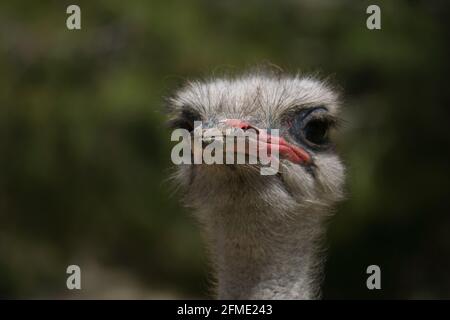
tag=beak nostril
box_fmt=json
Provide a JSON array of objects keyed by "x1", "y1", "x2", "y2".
[{"x1": 222, "y1": 119, "x2": 260, "y2": 133}]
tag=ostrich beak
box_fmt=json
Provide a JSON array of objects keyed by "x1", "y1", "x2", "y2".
[{"x1": 220, "y1": 119, "x2": 312, "y2": 165}]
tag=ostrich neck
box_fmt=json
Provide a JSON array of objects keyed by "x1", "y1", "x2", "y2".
[{"x1": 202, "y1": 203, "x2": 325, "y2": 300}]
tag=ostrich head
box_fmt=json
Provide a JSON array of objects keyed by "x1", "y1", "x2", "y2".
[{"x1": 167, "y1": 72, "x2": 345, "y2": 299}]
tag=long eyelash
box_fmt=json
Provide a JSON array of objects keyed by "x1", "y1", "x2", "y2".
[
  {"x1": 302, "y1": 106, "x2": 328, "y2": 119},
  {"x1": 286, "y1": 107, "x2": 341, "y2": 129},
  {"x1": 311, "y1": 108, "x2": 343, "y2": 129},
  {"x1": 167, "y1": 107, "x2": 202, "y2": 130},
  {"x1": 167, "y1": 118, "x2": 193, "y2": 131},
  {"x1": 311, "y1": 114, "x2": 341, "y2": 129}
]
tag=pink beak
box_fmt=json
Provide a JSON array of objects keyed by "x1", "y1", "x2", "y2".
[{"x1": 223, "y1": 119, "x2": 311, "y2": 165}]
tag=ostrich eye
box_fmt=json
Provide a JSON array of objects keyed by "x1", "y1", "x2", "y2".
[
  {"x1": 169, "y1": 108, "x2": 201, "y2": 132},
  {"x1": 303, "y1": 119, "x2": 329, "y2": 145},
  {"x1": 289, "y1": 107, "x2": 334, "y2": 149}
]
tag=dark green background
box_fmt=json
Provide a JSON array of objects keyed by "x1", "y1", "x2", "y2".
[{"x1": 1, "y1": 0, "x2": 449, "y2": 298}]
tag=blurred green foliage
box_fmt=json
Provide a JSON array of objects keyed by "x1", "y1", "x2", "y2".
[{"x1": 0, "y1": 0, "x2": 449, "y2": 298}]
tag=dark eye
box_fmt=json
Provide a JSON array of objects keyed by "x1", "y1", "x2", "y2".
[
  {"x1": 168, "y1": 108, "x2": 201, "y2": 132},
  {"x1": 303, "y1": 119, "x2": 330, "y2": 145},
  {"x1": 288, "y1": 107, "x2": 334, "y2": 149}
]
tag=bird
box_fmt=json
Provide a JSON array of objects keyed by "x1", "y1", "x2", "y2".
[{"x1": 166, "y1": 70, "x2": 345, "y2": 299}]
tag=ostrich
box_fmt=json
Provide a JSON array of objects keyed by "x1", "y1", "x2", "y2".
[{"x1": 167, "y1": 71, "x2": 345, "y2": 299}]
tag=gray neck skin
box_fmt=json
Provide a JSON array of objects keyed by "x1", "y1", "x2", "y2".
[{"x1": 202, "y1": 205, "x2": 325, "y2": 300}]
